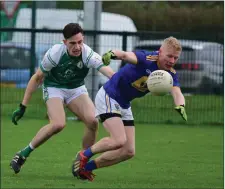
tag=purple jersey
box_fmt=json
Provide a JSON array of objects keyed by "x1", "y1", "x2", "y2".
[{"x1": 103, "y1": 50, "x2": 180, "y2": 109}]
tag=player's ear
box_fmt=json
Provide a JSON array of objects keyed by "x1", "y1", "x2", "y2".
[
  {"x1": 63, "y1": 39, "x2": 66, "y2": 45},
  {"x1": 158, "y1": 47, "x2": 162, "y2": 55},
  {"x1": 159, "y1": 47, "x2": 162, "y2": 52}
]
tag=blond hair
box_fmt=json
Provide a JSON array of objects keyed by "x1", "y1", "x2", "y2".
[{"x1": 162, "y1": 36, "x2": 182, "y2": 52}]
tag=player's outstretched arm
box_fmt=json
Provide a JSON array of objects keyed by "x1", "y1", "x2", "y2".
[
  {"x1": 102, "y1": 50, "x2": 137, "y2": 66},
  {"x1": 12, "y1": 68, "x2": 44, "y2": 125},
  {"x1": 98, "y1": 66, "x2": 115, "y2": 79},
  {"x1": 171, "y1": 86, "x2": 187, "y2": 121}
]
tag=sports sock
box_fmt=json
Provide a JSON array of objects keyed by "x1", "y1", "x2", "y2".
[
  {"x1": 20, "y1": 143, "x2": 34, "y2": 158},
  {"x1": 83, "y1": 147, "x2": 94, "y2": 158},
  {"x1": 84, "y1": 160, "x2": 97, "y2": 171}
]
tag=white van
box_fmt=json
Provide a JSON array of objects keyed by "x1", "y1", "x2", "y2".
[{"x1": 11, "y1": 8, "x2": 138, "y2": 94}]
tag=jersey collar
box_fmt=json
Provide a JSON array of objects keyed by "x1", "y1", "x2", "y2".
[{"x1": 66, "y1": 50, "x2": 82, "y2": 60}]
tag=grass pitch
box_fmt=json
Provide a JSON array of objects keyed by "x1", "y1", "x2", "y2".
[{"x1": 1, "y1": 117, "x2": 223, "y2": 188}]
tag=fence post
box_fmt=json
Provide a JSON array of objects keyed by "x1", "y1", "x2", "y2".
[
  {"x1": 30, "y1": 1, "x2": 36, "y2": 78},
  {"x1": 122, "y1": 32, "x2": 128, "y2": 51},
  {"x1": 83, "y1": 1, "x2": 102, "y2": 101},
  {"x1": 92, "y1": 32, "x2": 97, "y2": 101}
]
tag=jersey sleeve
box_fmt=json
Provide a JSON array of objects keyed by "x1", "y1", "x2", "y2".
[
  {"x1": 87, "y1": 51, "x2": 104, "y2": 70},
  {"x1": 39, "y1": 44, "x2": 62, "y2": 73},
  {"x1": 133, "y1": 50, "x2": 147, "y2": 65},
  {"x1": 172, "y1": 72, "x2": 180, "y2": 87},
  {"x1": 82, "y1": 44, "x2": 104, "y2": 70}
]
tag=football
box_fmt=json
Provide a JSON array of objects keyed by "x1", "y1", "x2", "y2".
[{"x1": 147, "y1": 70, "x2": 173, "y2": 96}]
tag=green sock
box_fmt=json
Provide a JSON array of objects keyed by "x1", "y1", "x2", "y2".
[{"x1": 20, "y1": 145, "x2": 34, "y2": 158}]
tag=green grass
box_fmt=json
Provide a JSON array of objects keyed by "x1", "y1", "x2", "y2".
[
  {"x1": 132, "y1": 93, "x2": 224, "y2": 125},
  {"x1": 1, "y1": 88, "x2": 224, "y2": 125},
  {"x1": 1, "y1": 117, "x2": 223, "y2": 188}
]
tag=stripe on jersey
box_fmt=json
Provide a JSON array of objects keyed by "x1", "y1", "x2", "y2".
[
  {"x1": 86, "y1": 50, "x2": 94, "y2": 66},
  {"x1": 97, "y1": 64, "x2": 104, "y2": 71},
  {"x1": 47, "y1": 54, "x2": 57, "y2": 66},
  {"x1": 105, "y1": 92, "x2": 111, "y2": 113},
  {"x1": 40, "y1": 64, "x2": 48, "y2": 73}
]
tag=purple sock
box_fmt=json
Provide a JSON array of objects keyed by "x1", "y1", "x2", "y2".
[
  {"x1": 85, "y1": 160, "x2": 97, "y2": 171},
  {"x1": 83, "y1": 147, "x2": 94, "y2": 158}
]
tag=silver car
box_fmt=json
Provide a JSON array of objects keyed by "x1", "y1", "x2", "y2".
[{"x1": 133, "y1": 39, "x2": 224, "y2": 94}]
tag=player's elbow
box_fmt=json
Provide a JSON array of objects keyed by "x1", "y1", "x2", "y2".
[
  {"x1": 121, "y1": 52, "x2": 129, "y2": 61},
  {"x1": 99, "y1": 66, "x2": 115, "y2": 79},
  {"x1": 33, "y1": 71, "x2": 44, "y2": 85},
  {"x1": 108, "y1": 70, "x2": 115, "y2": 79},
  {"x1": 121, "y1": 52, "x2": 137, "y2": 64},
  {"x1": 31, "y1": 74, "x2": 42, "y2": 86}
]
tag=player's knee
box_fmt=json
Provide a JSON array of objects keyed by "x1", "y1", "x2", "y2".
[
  {"x1": 51, "y1": 122, "x2": 66, "y2": 133},
  {"x1": 113, "y1": 136, "x2": 127, "y2": 149},
  {"x1": 124, "y1": 147, "x2": 135, "y2": 159},
  {"x1": 85, "y1": 117, "x2": 98, "y2": 131}
]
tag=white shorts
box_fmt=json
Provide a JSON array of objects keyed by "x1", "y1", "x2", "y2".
[
  {"x1": 42, "y1": 85, "x2": 88, "y2": 105},
  {"x1": 95, "y1": 87, "x2": 134, "y2": 121}
]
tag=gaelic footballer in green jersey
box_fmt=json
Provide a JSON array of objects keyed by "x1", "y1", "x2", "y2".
[
  {"x1": 40, "y1": 43, "x2": 104, "y2": 89},
  {"x1": 10, "y1": 23, "x2": 114, "y2": 176}
]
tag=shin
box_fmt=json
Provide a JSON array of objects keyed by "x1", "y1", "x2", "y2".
[
  {"x1": 67, "y1": 94, "x2": 99, "y2": 149},
  {"x1": 30, "y1": 98, "x2": 66, "y2": 148}
]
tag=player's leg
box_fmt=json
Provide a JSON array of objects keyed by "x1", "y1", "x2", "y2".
[
  {"x1": 10, "y1": 88, "x2": 66, "y2": 174},
  {"x1": 91, "y1": 117, "x2": 127, "y2": 153},
  {"x1": 85, "y1": 125, "x2": 135, "y2": 170},
  {"x1": 84, "y1": 108, "x2": 135, "y2": 172},
  {"x1": 72, "y1": 87, "x2": 127, "y2": 180},
  {"x1": 30, "y1": 98, "x2": 66, "y2": 147},
  {"x1": 66, "y1": 86, "x2": 98, "y2": 149},
  {"x1": 73, "y1": 116, "x2": 127, "y2": 181}
]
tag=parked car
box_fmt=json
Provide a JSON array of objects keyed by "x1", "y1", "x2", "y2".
[
  {"x1": 0, "y1": 41, "x2": 50, "y2": 88},
  {"x1": 129, "y1": 39, "x2": 224, "y2": 94}
]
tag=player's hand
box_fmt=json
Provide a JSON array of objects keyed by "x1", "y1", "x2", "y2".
[
  {"x1": 174, "y1": 105, "x2": 187, "y2": 121},
  {"x1": 12, "y1": 103, "x2": 26, "y2": 125},
  {"x1": 102, "y1": 50, "x2": 117, "y2": 66}
]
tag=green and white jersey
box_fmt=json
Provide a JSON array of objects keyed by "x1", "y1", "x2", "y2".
[{"x1": 40, "y1": 43, "x2": 104, "y2": 89}]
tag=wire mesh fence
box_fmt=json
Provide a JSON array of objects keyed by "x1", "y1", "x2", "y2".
[{"x1": 0, "y1": 28, "x2": 224, "y2": 125}]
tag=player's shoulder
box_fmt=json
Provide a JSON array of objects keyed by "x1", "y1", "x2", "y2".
[
  {"x1": 48, "y1": 42, "x2": 66, "y2": 55},
  {"x1": 82, "y1": 43, "x2": 93, "y2": 59},
  {"x1": 134, "y1": 50, "x2": 159, "y2": 62},
  {"x1": 145, "y1": 50, "x2": 159, "y2": 62},
  {"x1": 82, "y1": 43, "x2": 101, "y2": 65},
  {"x1": 44, "y1": 42, "x2": 66, "y2": 65},
  {"x1": 82, "y1": 43, "x2": 93, "y2": 55}
]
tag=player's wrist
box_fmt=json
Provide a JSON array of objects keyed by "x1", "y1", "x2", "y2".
[
  {"x1": 109, "y1": 50, "x2": 117, "y2": 60},
  {"x1": 20, "y1": 103, "x2": 26, "y2": 110},
  {"x1": 175, "y1": 104, "x2": 184, "y2": 108}
]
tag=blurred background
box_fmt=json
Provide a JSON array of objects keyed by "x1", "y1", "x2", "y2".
[{"x1": 0, "y1": 1, "x2": 224, "y2": 125}]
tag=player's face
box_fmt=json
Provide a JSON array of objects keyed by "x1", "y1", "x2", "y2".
[
  {"x1": 158, "y1": 46, "x2": 181, "y2": 70},
  {"x1": 63, "y1": 33, "x2": 84, "y2": 57}
]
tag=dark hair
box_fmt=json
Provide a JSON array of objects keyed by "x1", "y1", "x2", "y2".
[{"x1": 62, "y1": 23, "x2": 84, "y2": 39}]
